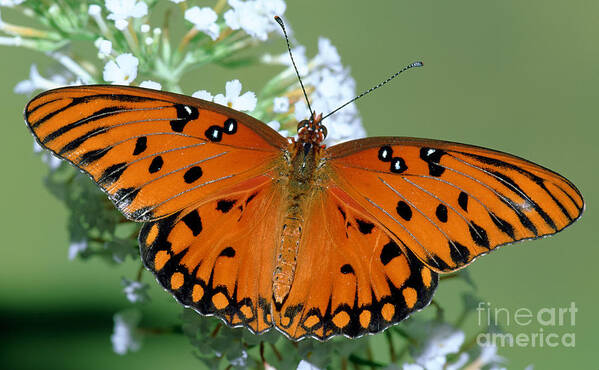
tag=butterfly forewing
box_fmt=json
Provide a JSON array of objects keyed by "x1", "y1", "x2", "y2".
[
  {"x1": 327, "y1": 137, "x2": 584, "y2": 272},
  {"x1": 25, "y1": 85, "x2": 287, "y2": 221}
]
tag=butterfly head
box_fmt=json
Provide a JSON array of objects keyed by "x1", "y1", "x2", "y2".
[{"x1": 297, "y1": 113, "x2": 326, "y2": 146}]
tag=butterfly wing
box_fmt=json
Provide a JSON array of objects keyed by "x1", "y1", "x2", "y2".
[
  {"x1": 326, "y1": 137, "x2": 584, "y2": 272},
  {"x1": 140, "y1": 174, "x2": 286, "y2": 334},
  {"x1": 25, "y1": 85, "x2": 287, "y2": 221},
  {"x1": 272, "y1": 184, "x2": 438, "y2": 340}
]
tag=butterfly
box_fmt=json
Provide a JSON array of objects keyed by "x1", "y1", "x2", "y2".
[{"x1": 24, "y1": 83, "x2": 583, "y2": 340}]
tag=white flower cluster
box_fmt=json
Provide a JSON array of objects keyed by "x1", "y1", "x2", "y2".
[
  {"x1": 192, "y1": 79, "x2": 257, "y2": 112},
  {"x1": 105, "y1": 0, "x2": 147, "y2": 31},
  {"x1": 224, "y1": 0, "x2": 286, "y2": 41},
  {"x1": 121, "y1": 278, "x2": 150, "y2": 303},
  {"x1": 265, "y1": 37, "x2": 365, "y2": 145},
  {"x1": 111, "y1": 309, "x2": 143, "y2": 355},
  {"x1": 401, "y1": 322, "x2": 506, "y2": 370}
]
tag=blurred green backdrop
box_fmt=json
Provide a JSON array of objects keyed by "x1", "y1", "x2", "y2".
[{"x1": 1, "y1": 0, "x2": 597, "y2": 368}]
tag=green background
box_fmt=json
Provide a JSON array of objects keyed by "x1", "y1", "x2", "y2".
[{"x1": 1, "y1": 0, "x2": 597, "y2": 368}]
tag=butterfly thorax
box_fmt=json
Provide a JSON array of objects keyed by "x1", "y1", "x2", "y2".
[{"x1": 272, "y1": 125, "x2": 329, "y2": 308}]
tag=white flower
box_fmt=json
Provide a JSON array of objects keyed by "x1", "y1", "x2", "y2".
[
  {"x1": 169, "y1": 0, "x2": 185, "y2": 3},
  {"x1": 103, "y1": 53, "x2": 139, "y2": 85},
  {"x1": 140, "y1": 24, "x2": 150, "y2": 33},
  {"x1": 88, "y1": 4, "x2": 102, "y2": 16},
  {"x1": 121, "y1": 278, "x2": 150, "y2": 303},
  {"x1": 33, "y1": 140, "x2": 63, "y2": 169},
  {"x1": 14, "y1": 64, "x2": 68, "y2": 94},
  {"x1": 111, "y1": 309, "x2": 143, "y2": 355},
  {"x1": 184, "y1": 6, "x2": 220, "y2": 40},
  {"x1": 314, "y1": 37, "x2": 342, "y2": 70},
  {"x1": 267, "y1": 120, "x2": 289, "y2": 137},
  {"x1": 105, "y1": 0, "x2": 148, "y2": 31},
  {"x1": 273, "y1": 96, "x2": 289, "y2": 113},
  {"x1": 445, "y1": 352, "x2": 470, "y2": 370},
  {"x1": 192, "y1": 89, "x2": 214, "y2": 101},
  {"x1": 0, "y1": 0, "x2": 25, "y2": 7},
  {"x1": 213, "y1": 79, "x2": 257, "y2": 111},
  {"x1": 262, "y1": 45, "x2": 309, "y2": 75},
  {"x1": 475, "y1": 344, "x2": 506, "y2": 367},
  {"x1": 94, "y1": 38, "x2": 112, "y2": 59},
  {"x1": 402, "y1": 365, "x2": 424, "y2": 370},
  {"x1": 68, "y1": 240, "x2": 88, "y2": 260},
  {"x1": 297, "y1": 360, "x2": 320, "y2": 370},
  {"x1": 411, "y1": 324, "x2": 465, "y2": 370},
  {"x1": 230, "y1": 350, "x2": 249, "y2": 367},
  {"x1": 139, "y1": 80, "x2": 161, "y2": 90},
  {"x1": 224, "y1": 0, "x2": 286, "y2": 41}
]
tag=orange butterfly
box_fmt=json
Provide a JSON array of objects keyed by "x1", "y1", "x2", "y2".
[{"x1": 24, "y1": 78, "x2": 583, "y2": 340}]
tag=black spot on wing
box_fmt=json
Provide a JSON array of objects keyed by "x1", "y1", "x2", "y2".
[
  {"x1": 205, "y1": 126, "x2": 223, "y2": 142},
  {"x1": 420, "y1": 147, "x2": 446, "y2": 177},
  {"x1": 223, "y1": 118, "x2": 237, "y2": 134},
  {"x1": 149, "y1": 156, "x2": 163, "y2": 173},
  {"x1": 435, "y1": 204, "x2": 448, "y2": 223},
  {"x1": 170, "y1": 104, "x2": 199, "y2": 132},
  {"x1": 356, "y1": 219, "x2": 374, "y2": 234},
  {"x1": 133, "y1": 136, "x2": 147, "y2": 155},
  {"x1": 426, "y1": 255, "x2": 452, "y2": 271},
  {"x1": 99, "y1": 162, "x2": 127, "y2": 186},
  {"x1": 181, "y1": 210, "x2": 203, "y2": 236},
  {"x1": 246, "y1": 192, "x2": 258, "y2": 205},
  {"x1": 216, "y1": 199, "x2": 236, "y2": 213},
  {"x1": 113, "y1": 187, "x2": 140, "y2": 208},
  {"x1": 390, "y1": 157, "x2": 407, "y2": 174},
  {"x1": 337, "y1": 206, "x2": 346, "y2": 221},
  {"x1": 131, "y1": 206, "x2": 154, "y2": 221},
  {"x1": 468, "y1": 220, "x2": 489, "y2": 248},
  {"x1": 396, "y1": 201, "x2": 412, "y2": 221},
  {"x1": 183, "y1": 166, "x2": 203, "y2": 183},
  {"x1": 79, "y1": 148, "x2": 109, "y2": 166},
  {"x1": 378, "y1": 146, "x2": 393, "y2": 162},
  {"x1": 458, "y1": 191, "x2": 468, "y2": 211},
  {"x1": 449, "y1": 240, "x2": 470, "y2": 265},
  {"x1": 489, "y1": 212, "x2": 515, "y2": 239},
  {"x1": 219, "y1": 247, "x2": 236, "y2": 257},
  {"x1": 340, "y1": 264, "x2": 355, "y2": 274},
  {"x1": 380, "y1": 241, "x2": 402, "y2": 266}
]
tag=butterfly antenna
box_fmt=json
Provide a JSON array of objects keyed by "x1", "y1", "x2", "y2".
[
  {"x1": 321, "y1": 61, "x2": 423, "y2": 122},
  {"x1": 274, "y1": 16, "x2": 315, "y2": 120}
]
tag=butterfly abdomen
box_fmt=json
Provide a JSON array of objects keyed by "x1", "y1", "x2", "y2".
[{"x1": 272, "y1": 142, "x2": 328, "y2": 309}]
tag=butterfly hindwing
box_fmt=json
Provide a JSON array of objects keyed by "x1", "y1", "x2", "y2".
[
  {"x1": 25, "y1": 85, "x2": 287, "y2": 221},
  {"x1": 327, "y1": 137, "x2": 584, "y2": 272},
  {"x1": 272, "y1": 185, "x2": 438, "y2": 340},
  {"x1": 139, "y1": 174, "x2": 283, "y2": 334}
]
